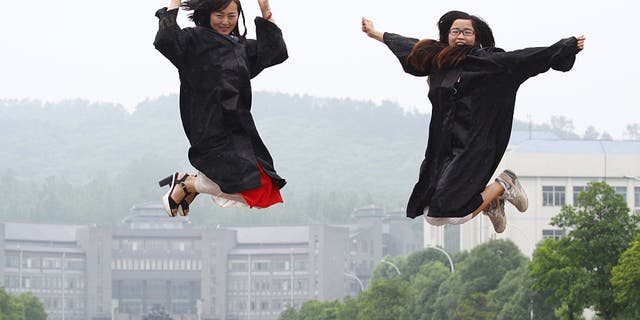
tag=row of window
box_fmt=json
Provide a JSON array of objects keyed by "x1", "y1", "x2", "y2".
[
  {"x1": 117, "y1": 301, "x2": 196, "y2": 315},
  {"x1": 543, "y1": 186, "x2": 640, "y2": 207},
  {"x1": 41, "y1": 297, "x2": 86, "y2": 311},
  {"x1": 116, "y1": 280, "x2": 199, "y2": 299},
  {"x1": 350, "y1": 239, "x2": 375, "y2": 255},
  {"x1": 542, "y1": 229, "x2": 566, "y2": 240},
  {"x1": 4, "y1": 275, "x2": 85, "y2": 290},
  {"x1": 227, "y1": 299, "x2": 301, "y2": 313},
  {"x1": 228, "y1": 278, "x2": 309, "y2": 292},
  {"x1": 4, "y1": 255, "x2": 85, "y2": 270},
  {"x1": 228, "y1": 259, "x2": 309, "y2": 273},
  {"x1": 112, "y1": 239, "x2": 199, "y2": 252},
  {"x1": 112, "y1": 258, "x2": 201, "y2": 271}
]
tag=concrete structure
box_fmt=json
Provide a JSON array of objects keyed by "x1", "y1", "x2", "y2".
[
  {"x1": 1, "y1": 203, "x2": 421, "y2": 320},
  {"x1": 343, "y1": 206, "x2": 422, "y2": 294},
  {"x1": 1, "y1": 222, "x2": 111, "y2": 320},
  {"x1": 424, "y1": 136, "x2": 640, "y2": 258}
]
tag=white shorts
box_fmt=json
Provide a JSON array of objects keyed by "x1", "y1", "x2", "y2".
[
  {"x1": 423, "y1": 207, "x2": 474, "y2": 226},
  {"x1": 195, "y1": 172, "x2": 248, "y2": 208}
]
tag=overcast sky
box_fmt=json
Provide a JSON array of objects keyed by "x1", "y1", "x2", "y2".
[{"x1": 2, "y1": 0, "x2": 638, "y2": 138}]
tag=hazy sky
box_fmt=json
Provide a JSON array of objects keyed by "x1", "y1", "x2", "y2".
[{"x1": 3, "y1": 0, "x2": 638, "y2": 138}]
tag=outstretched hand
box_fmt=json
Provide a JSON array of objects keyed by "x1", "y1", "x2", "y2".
[
  {"x1": 576, "y1": 35, "x2": 586, "y2": 51},
  {"x1": 362, "y1": 17, "x2": 384, "y2": 42},
  {"x1": 361, "y1": 17, "x2": 375, "y2": 35},
  {"x1": 258, "y1": 0, "x2": 270, "y2": 17}
]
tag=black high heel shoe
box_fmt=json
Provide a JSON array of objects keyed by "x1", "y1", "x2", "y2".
[
  {"x1": 161, "y1": 173, "x2": 186, "y2": 217},
  {"x1": 159, "y1": 173, "x2": 199, "y2": 217}
]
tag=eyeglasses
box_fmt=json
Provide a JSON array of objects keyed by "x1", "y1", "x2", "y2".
[{"x1": 449, "y1": 28, "x2": 475, "y2": 36}]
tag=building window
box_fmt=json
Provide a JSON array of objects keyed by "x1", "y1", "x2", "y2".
[
  {"x1": 4, "y1": 275, "x2": 18, "y2": 288},
  {"x1": 614, "y1": 187, "x2": 627, "y2": 203},
  {"x1": 272, "y1": 261, "x2": 289, "y2": 272},
  {"x1": 444, "y1": 224, "x2": 461, "y2": 255},
  {"x1": 542, "y1": 229, "x2": 566, "y2": 240},
  {"x1": 634, "y1": 187, "x2": 640, "y2": 207},
  {"x1": 252, "y1": 262, "x2": 269, "y2": 272},
  {"x1": 573, "y1": 186, "x2": 586, "y2": 205},
  {"x1": 543, "y1": 186, "x2": 566, "y2": 206},
  {"x1": 65, "y1": 258, "x2": 84, "y2": 270},
  {"x1": 229, "y1": 262, "x2": 247, "y2": 272},
  {"x1": 294, "y1": 260, "x2": 308, "y2": 271},
  {"x1": 5, "y1": 255, "x2": 19, "y2": 268}
]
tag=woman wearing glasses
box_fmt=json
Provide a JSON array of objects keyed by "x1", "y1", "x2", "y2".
[{"x1": 361, "y1": 11, "x2": 585, "y2": 232}]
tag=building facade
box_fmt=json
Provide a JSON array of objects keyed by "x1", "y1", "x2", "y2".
[
  {"x1": 424, "y1": 137, "x2": 640, "y2": 258},
  {"x1": 1, "y1": 222, "x2": 111, "y2": 320},
  {"x1": 1, "y1": 204, "x2": 421, "y2": 320}
]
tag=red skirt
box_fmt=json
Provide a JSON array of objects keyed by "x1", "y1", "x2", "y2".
[{"x1": 238, "y1": 162, "x2": 283, "y2": 208}]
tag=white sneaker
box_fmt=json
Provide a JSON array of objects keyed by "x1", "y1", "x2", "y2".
[
  {"x1": 496, "y1": 169, "x2": 528, "y2": 212},
  {"x1": 484, "y1": 198, "x2": 506, "y2": 233}
]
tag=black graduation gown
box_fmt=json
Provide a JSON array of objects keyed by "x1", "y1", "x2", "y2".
[
  {"x1": 154, "y1": 8, "x2": 288, "y2": 193},
  {"x1": 383, "y1": 33, "x2": 579, "y2": 218}
]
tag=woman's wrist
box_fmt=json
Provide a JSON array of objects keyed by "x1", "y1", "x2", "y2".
[
  {"x1": 262, "y1": 10, "x2": 272, "y2": 20},
  {"x1": 167, "y1": 0, "x2": 180, "y2": 10}
]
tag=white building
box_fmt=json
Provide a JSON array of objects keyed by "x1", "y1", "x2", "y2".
[{"x1": 424, "y1": 133, "x2": 640, "y2": 257}]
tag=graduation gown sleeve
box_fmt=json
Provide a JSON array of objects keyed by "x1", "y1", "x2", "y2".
[
  {"x1": 382, "y1": 32, "x2": 430, "y2": 77},
  {"x1": 247, "y1": 17, "x2": 288, "y2": 79},
  {"x1": 488, "y1": 37, "x2": 579, "y2": 84},
  {"x1": 154, "y1": 7, "x2": 189, "y2": 68}
]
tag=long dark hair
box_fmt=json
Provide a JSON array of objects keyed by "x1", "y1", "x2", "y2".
[
  {"x1": 408, "y1": 10, "x2": 494, "y2": 71},
  {"x1": 182, "y1": 0, "x2": 247, "y2": 37}
]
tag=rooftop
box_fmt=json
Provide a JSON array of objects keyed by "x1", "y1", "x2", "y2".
[
  {"x1": 229, "y1": 226, "x2": 309, "y2": 244},
  {"x1": 4, "y1": 222, "x2": 86, "y2": 242},
  {"x1": 509, "y1": 139, "x2": 640, "y2": 154}
]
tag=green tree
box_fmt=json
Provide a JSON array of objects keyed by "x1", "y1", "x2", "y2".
[
  {"x1": 488, "y1": 265, "x2": 531, "y2": 320},
  {"x1": 582, "y1": 126, "x2": 599, "y2": 140},
  {"x1": 531, "y1": 181, "x2": 639, "y2": 319},
  {"x1": 16, "y1": 294, "x2": 47, "y2": 320},
  {"x1": 611, "y1": 234, "x2": 640, "y2": 318},
  {"x1": 407, "y1": 262, "x2": 451, "y2": 320},
  {"x1": 624, "y1": 123, "x2": 640, "y2": 140},
  {"x1": 336, "y1": 296, "x2": 359, "y2": 320},
  {"x1": 431, "y1": 240, "x2": 526, "y2": 319},
  {"x1": 530, "y1": 238, "x2": 586, "y2": 320},
  {"x1": 297, "y1": 300, "x2": 340, "y2": 320},
  {"x1": 356, "y1": 279, "x2": 414, "y2": 320},
  {"x1": 454, "y1": 293, "x2": 492, "y2": 320},
  {"x1": 0, "y1": 288, "x2": 46, "y2": 320},
  {"x1": 278, "y1": 306, "x2": 299, "y2": 320}
]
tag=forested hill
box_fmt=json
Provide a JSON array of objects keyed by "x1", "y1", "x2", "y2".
[{"x1": 0, "y1": 93, "x2": 563, "y2": 226}]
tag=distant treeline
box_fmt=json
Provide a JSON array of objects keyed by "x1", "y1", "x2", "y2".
[{"x1": 0, "y1": 93, "x2": 619, "y2": 226}]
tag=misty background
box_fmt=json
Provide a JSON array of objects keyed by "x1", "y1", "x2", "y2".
[
  {"x1": 2, "y1": 0, "x2": 639, "y2": 225},
  {"x1": 2, "y1": 0, "x2": 639, "y2": 138},
  {"x1": 0, "y1": 93, "x2": 623, "y2": 227}
]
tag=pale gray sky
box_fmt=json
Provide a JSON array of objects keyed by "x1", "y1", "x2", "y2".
[{"x1": 2, "y1": 0, "x2": 638, "y2": 138}]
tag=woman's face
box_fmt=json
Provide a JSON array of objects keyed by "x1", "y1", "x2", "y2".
[
  {"x1": 210, "y1": 1, "x2": 239, "y2": 35},
  {"x1": 448, "y1": 19, "x2": 476, "y2": 47}
]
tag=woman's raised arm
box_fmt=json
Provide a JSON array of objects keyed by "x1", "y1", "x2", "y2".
[
  {"x1": 362, "y1": 17, "x2": 384, "y2": 42},
  {"x1": 167, "y1": 0, "x2": 180, "y2": 10}
]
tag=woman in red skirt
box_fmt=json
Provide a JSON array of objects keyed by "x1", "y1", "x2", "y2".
[{"x1": 154, "y1": 0, "x2": 287, "y2": 216}]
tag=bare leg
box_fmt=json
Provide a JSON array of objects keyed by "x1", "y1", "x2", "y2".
[
  {"x1": 471, "y1": 181, "x2": 505, "y2": 217},
  {"x1": 179, "y1": 175, "x2": 200, "y2": 215}
]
